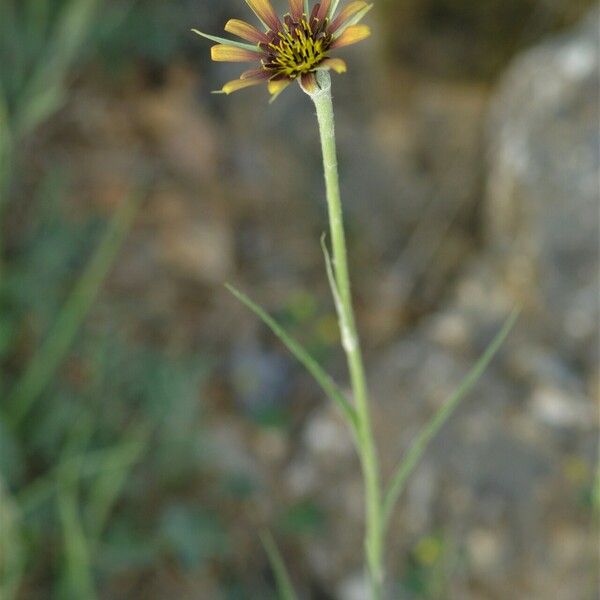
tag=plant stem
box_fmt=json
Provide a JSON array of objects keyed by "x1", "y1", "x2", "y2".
[{"x1": 308, "y1": 70, "x2": 384, "y2": 598}]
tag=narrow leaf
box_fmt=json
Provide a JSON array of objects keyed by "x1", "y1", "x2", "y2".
[
  {"x1": 85, "y1": 423, "x2": 150, "y2": 541},
  {"x1": 259, "y1": 530, "x2": 297, "y2": 600},
  {"x1": 382, "y1": 308, "x2": 521, "y2": 528},
  {"x1": 320, "y1": 234, "x2": 344, "y2": 320},
  {"x1": 0, "y1": 480, "x2": 25, "y2": 600},
  {"x1": 225, "y1": 284, "x2": 357, "y2": 428},
  {"x1": 56, "y1": 421, "x2": 96, "y2": 600},
  {"x1": 320, "y1": 234, "x2": 355, "y2": 353},
  {"x1": 18, "y1": 432, "x2": 151, "y2": 517},
  {"x1": 191, "y1": 29, "x2": 259, "y2": 52}
]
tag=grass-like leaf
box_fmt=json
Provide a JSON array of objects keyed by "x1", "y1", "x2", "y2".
[
  {"x1": 0, "y1": 479, "x2": 25, "y2": 600},
  {"x1": 225, "y1": 284, "x2": 358, "y2": 428},
  {"x1": 382, "y1": 308, "x2": 521, "y2": 528},
  {"x1": 5, "y1": 193, "x2": 141, "y2": 428},
  {"x1": 191, "y1": 29, "x2": 260, "y2": 52},
  {"x1": 18, "y1": 430, "x2": 150, "y2": 517},
  {"x1": 84, "y1": 423, "x2": 150, "y2": 542},
  {"x1": 14, "y1": 0, "x2": 99, "y2": 140},
  {"x1": 56, "y1": 418, "x2": 96, "y2": 600},
  {"x1": 259, "y1": 530, "x2": 297, "y2": 600}
]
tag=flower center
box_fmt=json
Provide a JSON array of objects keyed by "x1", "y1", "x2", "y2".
[{"x1": 263, "y1": 17, "x2": 332, "y2": 78}]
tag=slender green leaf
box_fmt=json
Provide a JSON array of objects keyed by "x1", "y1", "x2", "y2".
[
  {"x1": 382, "y1": 308, "x2": 521, "y2": 528},
  {"x1": 320, "y1": 234, "x2": 355, "y2": 354},
  {"x1": 5, "y1": 193, "x2": 141, "y2": 427},
  {"x1": 191, "y1": 29, "x2": 260, "y2": 52},
  {"x1": 85, "y1": 424, "x2": 150, "y2": 541},
  {"x1": 320, "y1": 234, "x2": 344, "y2": 323},
  {"x1": 0, "y1": 479, "x2": 25, "y2": 600},
  {"x1": 56, "y1": 420, "x2": 96, "y2": 600},
  {"x1": 15, "y1": 0, "x2": 98, "y2": 139},
  {"x1": 225, "y1": 284, "x2": 357, "y2": 428},
  {"x1": 259, "y1": 530, "x2": 297, "y2": 600},
  {"x1": 0, "y1": 91, "x2": 11, "y2": 207},
  {"x1": 18, "y1": 435, "x2": 150, "y2": 516}
]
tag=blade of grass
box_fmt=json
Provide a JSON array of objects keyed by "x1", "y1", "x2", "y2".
[
  {"x1": 18, "y1": 435, "x2": 150, "y2": 517},
  {"x1": 259, "y1": 530, "x2": 297, "y2": 600},
  {"x1": 225, "y1": 283, "x2": 357, "y2": 429},
  {"x1": 85, "y1": 423, "x2": 151, "y2": 542},
  {"x1": 15, "y1": 0, "x2": 98, "y2": 139},
  {"x1": 0, "y1": 89, "x2": 11, "y2": 208},
  {"x1": 5, "y1": 194, "x2": 141, "y2": 428},
  {"x1": 56, "y1": 417, "x2": 96, "y2": 600},
  {"x1": 382, "y1": 308, "x2": 521, "y2": 528},
  {"x1": 0, "y1": 479, "x2": 25, "y2": 600}
]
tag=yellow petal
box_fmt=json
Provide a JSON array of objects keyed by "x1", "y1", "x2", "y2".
[
  {"x1": 211, "y1": 44, "x2": 260, "y2": 62},
  {"x1": 240, "y1": 67, "x2": 270, "y2": 80},
  {"x1": 224, "y1": 19, "x2": 268, "y2": 43},
  {"x1": 317, "y1": 58, "x2": 347, "y2": 73},
  {"x1": 221, "y1": 77, "x2": 266, "y2": 94},
  {"x1": 267, "y1": 78, "x2": 291, "y2": 95},
  {"x1": 244, "y1": 0, "x2": 280, "y2": 31},
  {"x1": 331, "y1": 24, "x2": 371, "y2": 49}
]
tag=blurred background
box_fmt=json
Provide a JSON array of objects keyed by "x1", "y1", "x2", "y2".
[{"x1": 0, "y1": 0, "x2": 598, "y2": 598}]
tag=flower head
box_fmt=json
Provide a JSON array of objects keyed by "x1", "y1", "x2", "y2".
[{"x1": 194, "y1": 1, "x2": 373, "y2": 100}]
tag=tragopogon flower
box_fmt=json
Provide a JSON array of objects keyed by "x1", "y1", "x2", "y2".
[{"x1": 193, "y1": 0, "x2": 372, "y2": 100}]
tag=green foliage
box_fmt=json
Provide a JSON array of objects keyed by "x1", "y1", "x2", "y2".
[
  {"x1": 5, "y1": 192, "x2": 141, "y2": 427},
  {"x1": 279, "y1": 500, "x2": 326, "y2": 536},
  {"x1": 399, "y1": 534, "x2": 454, "y2": 599},
  {"x1": 93, "y1": 0, "x2": 201, "y2": 72},
  {"x1": 0, "y1": 0, "x2": 98, "y2": 141},
  {"x1": 0, "y1": 481, "x2": 25, "y2": 599},
  {"x1": 0, "y1": 177, "x2": 212, "y2": 597},
  {"x1": 160, "y1": 504, "x2": 229, "y2": 569},
  {"x1": 259, "y1": 530, "x2": 297, "y2": 600}
]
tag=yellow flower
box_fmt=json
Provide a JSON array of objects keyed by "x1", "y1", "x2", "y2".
[{"x1": 194, "y1": 0, "x2": 373, "y2": 100}]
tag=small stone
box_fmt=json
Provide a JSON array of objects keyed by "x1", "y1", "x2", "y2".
[
  {"x1": 159, "y1": 219, "x2": 233, "y2": 284},
  {"x1": 254, "y1": 429, "x2": 288, "y2": 466},
  {"x1": 426, "y1": 311, "x2": 471, "y2": 350},
  {"x1": 467, "y1": 528, "x2": 504, "y2": 572},
  {"x1": 302, "y1": 408, "x2": 354, "y2": 460},
  {"x1": 285, "y1": 459, "x2": 317, "y2": 497},
  {"x1": 337, "y1": 571, "x2": 370, "y2": 600},
  {"x1": 529, "y1": 386, "x2": 595, "y2": 429}
]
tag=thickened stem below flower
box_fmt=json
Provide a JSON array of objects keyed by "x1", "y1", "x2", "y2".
[{"x1": 307, "y1": 70, "x2": 384, "y2": 599}]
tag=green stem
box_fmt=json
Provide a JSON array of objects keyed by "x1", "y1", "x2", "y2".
[{"x1": 308, "y1": 70, "x2": 384, "y2": 598}]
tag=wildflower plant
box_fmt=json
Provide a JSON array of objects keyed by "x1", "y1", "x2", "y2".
[{"x1": 195, "y1": 2, "x2": 519, "y2": 597}]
